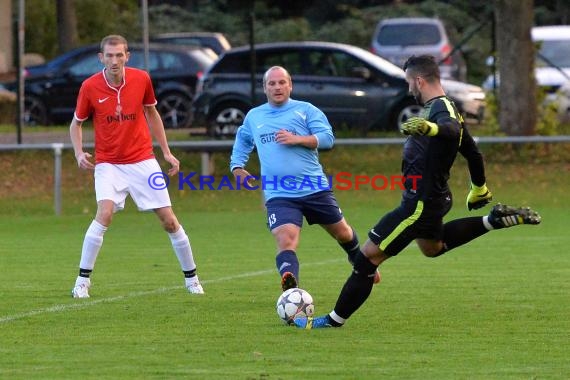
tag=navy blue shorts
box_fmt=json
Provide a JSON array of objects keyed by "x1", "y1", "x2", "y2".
[
  {"x1": 368, "y1": 193, "x2": 452, "y2": 256},
  {"x1": 265, "y1": 190, "x2": 344, "y2": 230}
]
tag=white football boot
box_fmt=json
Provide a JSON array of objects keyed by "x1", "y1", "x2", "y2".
[
  {"x1": 71, "y1": 277, "x2": 91, "y2": 298},
  {"x1": 185, "y1": 276, "x2": 204, "y2": 294}
]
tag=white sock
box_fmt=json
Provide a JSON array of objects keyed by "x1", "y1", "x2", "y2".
[
  {"x1": 168, "y1": 225, "x2": 196, "y2": 272},
  {"x1": 482, "y1": 216, "x2": 494, "y2": 231},
  {"x1": 329, "y1": 310, "x2": 346, "y2": 325},
  {"x1": 79, "y1": 220, "x2": 107, "y2": 269}
]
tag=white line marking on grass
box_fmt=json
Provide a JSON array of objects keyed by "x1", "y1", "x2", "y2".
[{"x1": 0, "y1": 259, "x2": 342, "y2": 324}]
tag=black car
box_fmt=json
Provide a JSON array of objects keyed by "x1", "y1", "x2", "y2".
[
  {"x1": 192, "y1": 41, "x2": 485, "y2": 137},
  {"x1": 4, "y1": 43, "x2": 216, "y2": 128}
]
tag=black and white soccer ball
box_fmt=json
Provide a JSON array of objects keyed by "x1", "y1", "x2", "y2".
[{"x1": 276, "y1": 287, "x2": 314, "y2": 324}]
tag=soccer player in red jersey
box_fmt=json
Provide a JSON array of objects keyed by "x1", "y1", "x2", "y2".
[{"x1": 69, "y1": 35, "x2": 203, "y2": 297}]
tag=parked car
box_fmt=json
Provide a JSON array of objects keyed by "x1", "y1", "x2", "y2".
[
  {"x1": 192, "y1": 41, "x2": 485, "y2": 137},
  {"x1": 484, "y1": 25, "x2": 570, "y2": 93},
  {"x1": 2, "y1": 43, "x2": 216, "y2": 128},
  {"x1": 150, "y1": 32, "x2": 231, "y2": 56},
  {"x1": 371, "y1": 17, "x2": 467, "y2": 82},
  {"x1": 483, "y1": 25, "x2": 570, "y2": 123}
]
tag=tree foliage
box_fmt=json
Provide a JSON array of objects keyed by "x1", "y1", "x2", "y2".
[
  {"x1": 75, "y1": 0, "x2": 140, "y2": 44},
  {"x1": 23, "y1": 0, "x2": 140, "y2": 58},
  {"x1": 24, "y1": 0, "x2": 58, "y2": 59},
  {"x1": 22, "y1": 0, "x2": 565, "y2": 85}
]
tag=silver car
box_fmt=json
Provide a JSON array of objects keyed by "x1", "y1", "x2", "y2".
[{"x1": 371, "y1": 17, "x2": 467, "y2": 82}]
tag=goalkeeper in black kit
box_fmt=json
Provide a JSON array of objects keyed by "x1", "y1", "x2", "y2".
[{"x1": 294, "y1": 54, "x2": 541, "y2": 329}]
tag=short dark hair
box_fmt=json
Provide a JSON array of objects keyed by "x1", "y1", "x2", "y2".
[
  {"x1": 100, "y1": 35, "x2": 128, "y2": 53},
  {"x1": 403, "y1": 55, "x2": 440, "y2": 82}
]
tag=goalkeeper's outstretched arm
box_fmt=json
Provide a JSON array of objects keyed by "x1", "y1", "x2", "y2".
[{"x1": 459, "y1": 126, "x2": 492, "y2": 210}]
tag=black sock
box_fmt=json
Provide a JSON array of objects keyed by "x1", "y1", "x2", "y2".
[
  {"x1": 79, "y1": 268, "x2": 92, "y2": 278},
  {"x1": 436, "y1": 217, "x2": 489, "y2": 256},
  {"x1": 183, "y1": 269, "x2": 197, "y2": 278},
  {"x1": 339, "y1": 227, "x2": 360, "y2": 264},
  {"x1": 333, "y1": 251, "x2": 377, "y2": 320}
]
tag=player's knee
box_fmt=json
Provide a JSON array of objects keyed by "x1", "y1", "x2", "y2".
[
  {"x1": 95, "y1": 210, "x2": 113, "y2": 226},
  {"x1": 273, "y1": 227, "x2": 299, "y2": 250},
  {"x1": 161, "y1": 219, "x2": 179, "y2": 233},
  {"x1": 418, "y1": 240, "x2": 444, "y2": 258}
]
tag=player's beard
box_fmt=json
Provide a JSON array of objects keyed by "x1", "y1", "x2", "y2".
[
  {"x1": 411, "y1": 88, "x2": 424, "y2": 106},
  {"x1": 414, "y1": 94, "x2": 424, "y2": 106}
]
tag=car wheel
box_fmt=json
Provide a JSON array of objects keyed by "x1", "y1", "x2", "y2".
[
  {"x1": 157, "y1": 92, "x2": 193, "y2": 129},
  {"x1": 208, "y1": 101, "x2": 248, "y2": 137},
  {"x1": 394, "y1": 101, "x2": 422, "y2": 131},
  {"x1": 24, "y1": 95, "x2": 48, "y2": 126}
]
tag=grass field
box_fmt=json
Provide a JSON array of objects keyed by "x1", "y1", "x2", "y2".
[{"x1": 1, "y1": 144, "x2": 569, "y2": 379}]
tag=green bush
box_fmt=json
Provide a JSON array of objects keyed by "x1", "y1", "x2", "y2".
[{"x1": 482, "y1": 88, "x2": 566, "y2": 136}]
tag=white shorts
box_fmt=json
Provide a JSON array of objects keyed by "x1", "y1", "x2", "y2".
[{"x1": 94, "y1": 158, "x2": 172, "y2": 212}]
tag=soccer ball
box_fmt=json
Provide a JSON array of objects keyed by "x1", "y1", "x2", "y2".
[{"x1": 276, "y1": 288, "x2": 314, "y2": 324}]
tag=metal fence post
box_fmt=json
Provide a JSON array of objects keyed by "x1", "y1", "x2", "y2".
[
  {"x1": 52, "y1": 143, "x2": 64, "y2": 216},
  {"x1": 201, "y1": 152, "x2": 213, "y2": 175}
]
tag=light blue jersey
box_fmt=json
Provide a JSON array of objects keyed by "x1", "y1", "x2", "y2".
[{"x1": 230, "y1": 99, "x2": 334, "y2": 201}]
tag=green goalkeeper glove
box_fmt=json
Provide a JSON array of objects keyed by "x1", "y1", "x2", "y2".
[
  {"x1": 466, "y1": 182, "x2": 493, "y2": 211},
  {"x1": 400, "y1": 117, "x2": 439, "y2": 136}
]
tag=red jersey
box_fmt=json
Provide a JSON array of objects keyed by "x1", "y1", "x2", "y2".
[{"x1": 75, "y1": 67, "x2": 157, "y2": 164}]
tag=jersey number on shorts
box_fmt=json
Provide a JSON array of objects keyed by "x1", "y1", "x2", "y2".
[{"x1": 268, "y1": 213, "x2": 277, "y2": 228}]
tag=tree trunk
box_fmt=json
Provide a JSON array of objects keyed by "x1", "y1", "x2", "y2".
[
  {"x1": 56, "y1": 0, "x2": 79, "y2": 54},
  {"x1": 494, "y1": 0, "x2": 536, "y2": 135}
]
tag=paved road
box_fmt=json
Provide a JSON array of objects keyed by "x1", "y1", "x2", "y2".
[
  {"x1": 0, "y1": 128, "x2": 92, "y2": 145},
  {"x1": 0, "y1": 127, "x2": 204, "y2": 145}
]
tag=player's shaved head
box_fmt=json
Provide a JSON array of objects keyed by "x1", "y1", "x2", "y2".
[{"x1": 263, "y1": 66, "x2": 292, "y2": 86}]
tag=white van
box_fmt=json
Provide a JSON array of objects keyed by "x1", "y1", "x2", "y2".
[
  {"x1": 483, "y1": 25, "x2": 570, "y2": 92},
  {"x1": 483, "y1": 25, "x2": 570, "y2": 122}
]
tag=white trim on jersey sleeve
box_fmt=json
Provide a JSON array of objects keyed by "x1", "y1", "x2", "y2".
[{"x1": 73, "y1": 112, "x2": 89, "y2": 122}]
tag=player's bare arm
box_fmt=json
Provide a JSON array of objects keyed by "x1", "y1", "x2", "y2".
[
  {"x1": 145, "y1": 105, "x2": 180, "y2": 176},
  {"x1": 232, "y1": 167, "x2": 255, "y2": 187},
  {"x1": 69, "y1": 117, "x2": 94, "y2": 170}
]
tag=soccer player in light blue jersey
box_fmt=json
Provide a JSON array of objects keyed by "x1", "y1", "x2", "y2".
[{"x1": 230, "y1": 66, "x2": 380, "y2": 291}]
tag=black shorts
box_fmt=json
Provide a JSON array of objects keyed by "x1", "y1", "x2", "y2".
[
  {"x1": 368, "y1": 193, "x2": 452, "y2": 256},
  {"x1": 265, "y1": 190, "x2": 344, "y2": 230}
]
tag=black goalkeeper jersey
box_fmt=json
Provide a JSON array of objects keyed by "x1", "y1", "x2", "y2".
[{"x1": 401, "y1": 95, "x2": 486, "y2": 201}]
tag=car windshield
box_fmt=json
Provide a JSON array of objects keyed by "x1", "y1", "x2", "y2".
[
  {"x1": 536, "y1": 40, "x2": 570, "y2": 68},
  {"x1": 345, "y1": 45, "x2": 407, "y2": 77},
  {"x1": 377, "y1": 24, "x2": 440, "y2": 46}
]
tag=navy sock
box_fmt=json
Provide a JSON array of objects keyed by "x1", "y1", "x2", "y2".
[
  {"x1": 333, "y1": 251, "x2": 377, "y2": 320},
  {"x1": 276, "y1": 250, "x2": 299, "y2": 280},
  {"x1": 339, "y1": 227, "x2": 360, "y2": 263}
]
